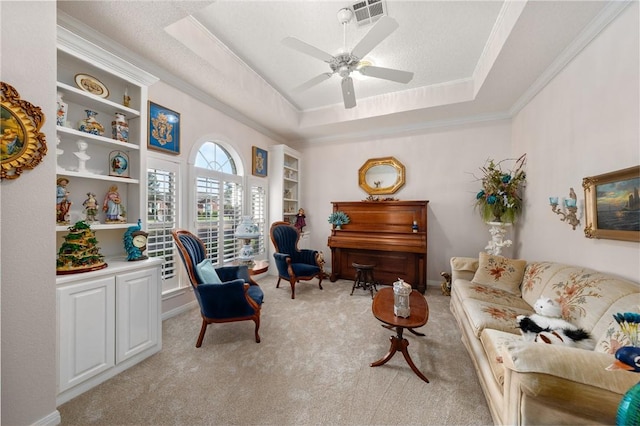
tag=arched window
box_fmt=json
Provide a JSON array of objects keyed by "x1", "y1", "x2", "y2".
[
  {"x1": 195, "y1": 142, "x2": 237, "y2": 173},
  {"x1": 192, "y1": 141, "x2": 266, "y2": 266}
]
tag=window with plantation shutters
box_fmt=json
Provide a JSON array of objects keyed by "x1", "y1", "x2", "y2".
[
  {"x1": 194, "y1": 142, "x2": 246, "y2": 265},
  {"x1": 249, "y1": 180, "x2": 267, "y2": 257},
  {"x1": 147, "y1": 159, "x2": 181, "y2": 293}
]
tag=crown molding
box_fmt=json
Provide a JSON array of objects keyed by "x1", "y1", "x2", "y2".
[
  {"x1": 509, "y1": 0, "x2": 633, "y2": 116},
  {"x1": 56, "y1": 11, "x2": 286, "y2": 144},
  {"x1": 298, "y1": 111, "x2": 512, "y2": 146},
  {"x1": 57, "y1": 20, "x2": 158, "y2": 87}
]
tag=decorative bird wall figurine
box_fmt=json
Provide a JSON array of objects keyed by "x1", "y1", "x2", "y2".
[{"x1": 606, "y1": 312, "x2": 640, "y2": 425}]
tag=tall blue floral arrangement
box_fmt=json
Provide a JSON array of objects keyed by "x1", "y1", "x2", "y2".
[{"x1": 475, "y1": 154, "x2": 527, "y2": 223}]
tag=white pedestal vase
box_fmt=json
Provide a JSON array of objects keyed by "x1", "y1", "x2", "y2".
[
  {"x1": 235, "y1": 216, "x2": 259, "y2": 266},
  {"x1": 485, "y1": 222, "x2": 512, "y2": 256}
]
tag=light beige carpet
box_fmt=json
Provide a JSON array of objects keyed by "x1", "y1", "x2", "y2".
[{"x1": 58, "y1": 277, "x2": 493, "y2": 425}]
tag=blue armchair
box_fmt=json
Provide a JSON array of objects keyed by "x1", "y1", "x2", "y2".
[
  {"x1": 269, "y1": 221, "x2": 324, "y2": 299},
  {"x1": 171, "y1": 229, "x2": 264, "y2": 347}
]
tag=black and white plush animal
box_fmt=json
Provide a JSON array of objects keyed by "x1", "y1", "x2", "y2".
[{"x1": 516, "y1": 297, "x2": 594, "y2": 349}]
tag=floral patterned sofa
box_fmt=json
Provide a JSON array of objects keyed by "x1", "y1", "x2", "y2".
[{"x1": 449, "y1": 253, "x2": 639, "y2": 425}]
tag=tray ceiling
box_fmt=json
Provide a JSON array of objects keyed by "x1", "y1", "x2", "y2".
[{"x1": 57, "y1": 1, "x2": 618, "y2": 143}]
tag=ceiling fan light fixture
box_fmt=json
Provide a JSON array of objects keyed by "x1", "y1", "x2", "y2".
[
  {"x1": 356, "y1": 59, "x2": 374, "y2": 70},
  {"x1": 337, "y1": 8, "x2": 354, "y2": 25},
  {"x1": 282, "y1": 13, "x2": 410, "y2": 110},
  {"x1": 354, "y1": 59, "x2": 374, "y2": 80}
]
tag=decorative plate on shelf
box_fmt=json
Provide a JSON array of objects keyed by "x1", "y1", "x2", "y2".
[{"x1": 74, "y1": 73, "x2": 109, "y2": 98}]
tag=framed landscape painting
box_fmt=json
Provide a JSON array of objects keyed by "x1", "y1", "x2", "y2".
[
  {"x1": 148, "y1": 101, "x2": 180, "y2": 155},
  {"x1": 583, "y1": 165, "x2": 640, "y2": 242}
]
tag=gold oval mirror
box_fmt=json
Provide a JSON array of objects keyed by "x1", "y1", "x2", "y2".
[{"x1": 358, "y1": 156, "x2": 406, "y2": 195}]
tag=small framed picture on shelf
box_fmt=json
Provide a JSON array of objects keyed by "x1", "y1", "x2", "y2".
[
  {"x1": 148, "y1": 101, "x2": 180, "y2": 155},
  {"x1": 252, "y1": 146, "x2": 268, "y2": 177},
  {"x1": 109, "y1": 150, "x2": 129, "y2": 178}
]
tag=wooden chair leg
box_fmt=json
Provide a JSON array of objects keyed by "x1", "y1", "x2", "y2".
[
  {"x1": 317, "y1": 273, "x2": 323, "y2": 289},
  {"x1": 196, "y1": 319, "x2": 208, "y2": 348},
  {"x1": 254, "y1": 317, "x2": 261, "y2": 343},
  {"x1": 289, "y1": 278, "x2": 296, "y2": 299},
  {"x1": 276, "y1": 277, "x2": 282, "y2": 288}
]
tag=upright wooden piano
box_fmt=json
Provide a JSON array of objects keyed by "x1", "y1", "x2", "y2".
[{"x1": 327, "y1": 200, "x2": 428, "y2": 293}]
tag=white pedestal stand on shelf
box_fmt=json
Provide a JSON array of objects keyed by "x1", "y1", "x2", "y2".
[{"x1": 485, "y1": 222, "x2": 512, "y2": 256}]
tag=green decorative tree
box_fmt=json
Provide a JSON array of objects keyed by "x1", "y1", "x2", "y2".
[{"x1": 56, "y1": 220, "x2": 107, "y2": 274}]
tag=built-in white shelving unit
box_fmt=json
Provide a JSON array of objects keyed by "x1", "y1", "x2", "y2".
[
  {"x1": 269, "y1": 144, "x2": 302, "y2": 226},
  {"x1": 55, "y1": 25, "x2": 162, "y2": 405}
]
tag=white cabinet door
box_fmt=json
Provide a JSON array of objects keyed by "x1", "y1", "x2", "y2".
[
  {"x1": 57, "y1": 276, "x2": 115, "y2": 393},
  {"x1": 116, "y1": 267, "x2": 160, "y2": 363}
]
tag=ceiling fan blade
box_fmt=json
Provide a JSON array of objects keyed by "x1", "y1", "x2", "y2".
[
  {"x1": 358, "y1": 65, "x2": 414, "y2": 84},
  {"x1": 282, "y1": 37, "x2": 335, "y2": 63},
  {"x1": 351, "y1": 16, "x2": 399, "y2": 60},
  {"x1": 292, "y1": 73, "x2": 333, "y2": 93},
  {"x1": 341, "y1": 76, "x2": 356, "y2": 109}
]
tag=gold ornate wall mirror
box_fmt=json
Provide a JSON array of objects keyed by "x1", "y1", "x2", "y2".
[{"x1": 358, "y1": 156, "x2": 405, "y2": 195}]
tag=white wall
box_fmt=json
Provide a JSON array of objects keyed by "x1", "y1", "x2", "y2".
[
  {"x1": 513, "y1": 2, "x2": 639, "y2": 282},
  {"x1": 1, "y1": 2, "x2": 59, "y2": 425},
  {"x1": 147, "y1": 81, "x2": 281, "y2": 314},
  {"x1": 302, "y1": 120, "x2": 513, "y2": 283},
  {"x1": 0, "y1": 3, "x2": 637, "y2": 423}
]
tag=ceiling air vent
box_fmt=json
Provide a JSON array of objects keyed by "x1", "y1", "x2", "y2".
[{"x1": 351, "y1": 0, "x2": 387, "y2": 27}]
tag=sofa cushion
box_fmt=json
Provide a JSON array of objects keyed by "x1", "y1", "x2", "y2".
[
  {"x1": 451, "y1": 256, "x2": 479, "y2": 272},
  {"x1": 472, "y1": 252, "x2": 526, "y2": 295},
  {"x1": 461, "y1": 298, "x2": 532, "y2": 338},
  {"x1": 532, "y1": 267, "x2": 640, "y2": 333},
  {"x1": 452, "y1": 279, "x2": 532, "y2": 310},
  {"x1": 480, "y1": 328, "x2": 522, "y2": 386}
]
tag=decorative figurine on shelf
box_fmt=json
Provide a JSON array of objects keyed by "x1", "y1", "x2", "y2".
[
  {"x1": 123, "y1": 87, "x2": 131, "y2": 108},
  {"x1": 109, "y1": 150, "x2": 129, "y2": 177},
  {"x1": 123, "y1": 219, "x2": 149, "y2": 261},
  {"x1": 103, "y1": 185, "x2": 126, "y2": 223},
  {"x1": 74, "y1": 139, "x2": 90, "y2": 173},
  {"x1": 56, "y1": 92, "x2": 68, "y2": 127},
  {"x1": 111, "y1": 112, "x2": 129, "y2": 143},
  {"x1": 56, "y1": 220, "x2": 107, "y2": 275},
  {"x1": 83, "y1": 192, "x2": 99, "y2": 224},
  {"x1": 56, "y1": 177, "x2": 72, "y2": 225},
  {"x1": 78, "y1": 109, "x2": 105, "y2": 136},
  {"x1": 294, "y1": 208, "x2": 306, "y2": 231}
]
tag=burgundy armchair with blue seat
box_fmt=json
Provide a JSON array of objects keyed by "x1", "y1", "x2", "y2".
[
  {"x1": 171, "y1": 229, "x2": 264, "y2": 346},
  {"x1": 269, "y1": 221, "x2": 324, "y2": 299}
]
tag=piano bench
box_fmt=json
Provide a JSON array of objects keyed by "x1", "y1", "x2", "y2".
[{"x1": 351, "y1": 263, "x2": 378, "y2": 299}]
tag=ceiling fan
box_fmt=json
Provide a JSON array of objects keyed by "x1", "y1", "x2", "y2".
[{"x1": 282, "y1": 8, "x2": 414, "y2": 109}]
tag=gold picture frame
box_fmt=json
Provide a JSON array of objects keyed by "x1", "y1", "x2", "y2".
[
  {"x1": 252, "y1": 146, "x2": 267, "y2": 177},
  {"x1": 358, "y1": 156, "x2": 406, "y2": 195},
  {"x1": 582, "y1": 165, "x2": 639, "y2": 242},
  {"x1": 1, "y1": 81, "x2": 47, "y2": 180}
]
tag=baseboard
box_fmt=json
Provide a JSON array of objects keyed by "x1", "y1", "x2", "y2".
[
  {"x1": 161, "y1": 300, "x2": 198, "y2": 321},
  {"x1": 32, "y1": 410, "x2": 61, "y2": 426}
]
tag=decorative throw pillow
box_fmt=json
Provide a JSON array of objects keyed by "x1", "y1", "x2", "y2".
[
  {"x1": 472, "y1": 252, "x2": 526, "y2": 295},
  {"x1": 196, "y1": 259, "x2": 222, "y2": 284}
]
